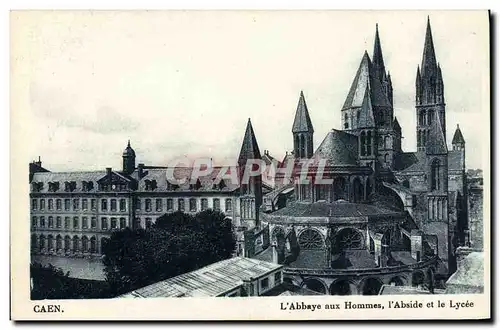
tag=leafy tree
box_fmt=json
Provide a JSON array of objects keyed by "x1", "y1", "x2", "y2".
[{"x1": 102, "y1": 210, "x2": 236, "y2": 296}]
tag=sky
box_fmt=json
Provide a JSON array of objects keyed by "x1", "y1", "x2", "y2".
[{"x1": 14, "y1": 10, "x2": 489, "y2": 171}]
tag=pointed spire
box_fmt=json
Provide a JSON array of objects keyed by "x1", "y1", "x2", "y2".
[
  {"x1": 372, "y1": 23, "x2": 386, "y2": 81},
  {"x1": 393, "y1": 116, "x2": 401, "y2": 132},
  {"x1": 421, "y1": 16, "x2": 438, "y2": 77},
  {"x1": 292, "y1": 91, "x2": 314, "y2": 133},
  {"x1": 127, "y1": 139, "x2": 131, "y2": 148},
  {"x1": 452, "y1": 124, "x2": 465, "y2": 145},
  {"x1": 238, "y1": 118, "x2": 262, "y2": 166}
]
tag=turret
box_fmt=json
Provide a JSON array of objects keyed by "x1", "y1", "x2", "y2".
[
  {"x1": 292, "y1": 91, "x2": 314, "y2": 159},
  {"x1": 122, "y1": 140, "x2": 136, "y2": 175},
  {"x1": 452, "y1": 124, "x2": 465, "y2": 151}
]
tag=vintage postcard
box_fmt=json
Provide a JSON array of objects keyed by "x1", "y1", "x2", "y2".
[{"x1": 10, "y1": 10, "x2": 490, "y2": 320}]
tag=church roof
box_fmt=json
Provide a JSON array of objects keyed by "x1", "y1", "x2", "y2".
[
  {"x1": 292, "y1": 91, "x2": 314, "y2": 133},
  {"x1": 312, "y1": 129, "x2": 358, "y2": 166},
  {"x1": 426, "y1": 111, "x2": 448, "y2": 155},
  {"x1": 421, "y1": 17, "x2": 438, "y2": 78},
  {"x1": 372, "y1": 23, "x2": 386, "y2": 81},
  {"x1": 342, "y1": 51, "x2": 391, "y2": 111},
  {"x1": 238, "y1": 119, "x2": 262, "y2": 165},
  {"x1": 452, "y1": 124, "x2": 465, "y2": 144}
]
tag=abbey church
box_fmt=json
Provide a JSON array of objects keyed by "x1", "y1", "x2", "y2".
[{"x1": 245, "y1": 18, "x2": 469, "y2": 295}]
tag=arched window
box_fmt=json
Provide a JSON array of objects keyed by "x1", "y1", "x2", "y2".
[
  {"x1": 360, "y1": 132, "x2": 366, "y2": 156},
  {"x1": 72, "y1": 235, "x2": 79, "y2": 252},
  {"x1": 356, "y1": 110, "x2": 360, "y2": 124},
  {"x1": 101, "y1": 217, "x2": 108, "y2": 230},
  {"x1": 366, "y1": 131, "x2": 372, "y2": 155},
  {"x1": 81, "y1": 236, "x2": 89, "y2": 252},
  {"x1": 335, "y1": 228, "x2": 363, "y2": 250},
  {"x1": 47, "y1": 235, "x2": 54, "y2": 250},
  {"x1": 56, "y1": 235, "x2": 62, "y2": 250},
  {"x1": 39, "y1": 235, "x2": 45, "y2": 250},
  {"x1": 384, "y1": 153, "x2": 390, "y2": 164},
  {"x1": 64, "y1": 236, "x2": 71, "y2": 251},
  {"x1": 120, "y1": 218, "x2": 126, "y2": 229},
  {"x1": 419, "y1": 110, "x2": 426, "y2": 125},
  {"x1": 366, "y1": 179, "x2": 372, "y2": 199},
  {"x1": 384, "y1": 136, "x2": 390, "y2": 149},
  {"x1": 344, "y1": 113, "x2": 349, "y2": 129},
  {"x1": 298, "y1": 229, "x2": 324, "y2": 249},
  {"x1": 428, "y1": 110, "x2": 434, "y2": 125},
  {"x1": 333, "y1": 177, "x2": 347, "y2": 201},
  {"x1": 299, "y1": 134, "x2": 306, "y2": 157},
  {"x1": 225, "y1": 199, "x2": 232, "y2": 212},
  {"x1": 417, "y1": 130, "x2": 421, "y2": 147},
  {"x1": 431, "y1": 159, "x2": 441, "y2": 190},
  {"x1": 90, "y1": 237, "x2": 97, "y2": 253},
  {"x1": 294, "y1": 135, "x2": 299, "y2": 155}
]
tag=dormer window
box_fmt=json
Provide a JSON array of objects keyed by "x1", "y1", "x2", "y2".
[
  {"x1": 82, "y1": 181, "x2": 94, "y2": 192},
  {"x1": 31, "y1": 182, "x2": 43, "y2": 192},
  {"x1": 218, "y1": 180, "x2": 226, "y2": 190},
  {"x1": 190, "y1": 179, "x2": 202, "y2": 191},
  {"x1": 145, "y1": 179, "x2": 157, "y2": 191},
  {"x1": 48, "y1": 182, "x2": 59, "y2": 192},
  {"x1": 64, "y1": 181, "x2": 76, "y2": 192}
]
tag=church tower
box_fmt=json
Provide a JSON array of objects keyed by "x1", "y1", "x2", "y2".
[
  {"x1": 292, "y1": 91, "x2": 314, "y2": 159},
  {"x1": 416, "y1": 17, "x2": 451, "y2": 272},
  {"x1": 122, "y1": 140, "x2": 136, "y2": 175},
  {"x1": 237, "y1": 119, "x2": 263, "y2": 230}
]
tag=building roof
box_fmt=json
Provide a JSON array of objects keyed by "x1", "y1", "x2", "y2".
[
  {"x1": 270, "y1": 200, "x2": 404, "y2": 219},
  {"x1": 420, "y1": 17, "x2": 438, "y2": 79},
  {"x1": 312, "y1": 129, "x2": 359, "y2": 166},
  {"x1": 238, "y1": 119, "x2": 262, "y2": 166},
  {"x1": 261, "y1": 282, "x2": 323, "y2": 296},
  {"x1": 452, "y1": 124, "x2": 465, "y2": 145},
  {"x1": 292, "y1": 91, "x2": 314, "y2": 133},
  {"x1": 342, "y1": 51, "x2": 391, "y2": 111},
  {"x1": 288, "y1": 250, "x2": 327, "y2": 269},
  {"x1": 31, "y1": 171, "x2": 108, "y2": 193},
  {"x1": 330, "y1": 250, "x2": 377, "y2": 269},
  {"x1": 133, "y1": 167, "x2": 239, "y2": 193},
  {"x1": 119, "y1": 257, "x2": 282, "y2": 298}
]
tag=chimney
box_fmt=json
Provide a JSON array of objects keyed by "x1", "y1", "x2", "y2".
[
  {"x1": 106, "y1": 167, "x2": 112, "y2": 177},
  {"x1": 242, "y1": 278, "x2": 255, "y2": 297},
  {"x1": 35, "y1": 156, "x2": 42, "y2": 167},
  {"x1": 271, "y1": 242, "x2": 279, "y2": 264},
  {"x1": 138, "y1": 163, "x2": 145, "y2": 178}
]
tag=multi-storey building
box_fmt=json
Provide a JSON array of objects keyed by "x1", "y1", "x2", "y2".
[{"x1": 30, "y1": 122, "x2": 270, "y2": 261}]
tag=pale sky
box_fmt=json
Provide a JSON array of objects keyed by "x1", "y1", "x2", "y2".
[{"x1": 14, "y1": 10, "x2": 489, "y2": 171}]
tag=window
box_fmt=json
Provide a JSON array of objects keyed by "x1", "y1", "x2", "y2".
[
  {"x1": 73, "y1": 198, "x2": 79, "y2": 211},
  {"x1": 344, "y1": 113, "x2": 349, "y2": 129},
  {"x1": 64, "y1": 199, "x2": 70, "y2": 211},
  {"x1": 64, "y1": 217, "x2": 70, "y2": 229},
  {"x1": 54, "y1": 216, "x2": 61, "y2": 228},
  {"x1": 48, "y1": 216, "x2": 54, "y2": 228},
  {"x1": 91, "y1": 217, "x2": 97, "y2": 229},
  {"x1": 82, "y1": 217, "x2": 88, "y2": 229},
  {"x1": 167, "y1": 199, "x2": 173, "y2": 211},
  {"x1": 225, "y1": 199, "x2": 232, "y2": 212},
  {"x1": 357, "y1": 110, "x2": 360, "y2": 123},
  {"x1": 431, "y1": 159, "x2": 441, "y2": 191},
  {"x1": 178, "y1": 199, "x2": 185, "y2": 212},
  {"x1": 82, "y1": 199, "x2": 88, "y2": 211},
  {"x1": 64, "y1": 236, "x2": 70, "y2": 251},
  {"x1": 261, "y1": 278, "x2": 269, "y2": 290},
  {"x1": 31, "y1": 199, "x2": 37, "y2": 210},
  {"x1": 90, "y1": 237, "x2": 97, "y2": 253},
  {"x1": 156, "y1": 199, "x2": 163, "y2": 212},
  {"x1": 189, "y1": 198, "x2": 197, "y2": 212},
  {"x1": 47, "y1": 235, "x2": 54, "y2": 250},
  {"x1": 101, "y1": 199, "x2": 108, "y2": 211},
  {"x1": 111, "y1": 218, "x2": 117, "y2": 229},
  {"x1": 427, "y1": 110, "x2": 434, "y2": 125},
  {"x1": 40, "y1": 216, "x2": 45, "y2": 228},
  {"x1": 146, "y1": 218, "x2": 152, "y2": 229},
  {"x1": 48, "y1": 199, "x2": 53, "y2": 210},
  {"x1": 274, "y1": 272, "x2": 282, "y2": 284},
  {"x1": 110, "y1": 199, "x2": 117, "y2": 212},
  {"x1": 360, "y1": 132, "x2": 366, "y2": 156},
  {"x1": 56, "y1": 235, "x2": 62, "y2": 250},
  {"x1": 56, "y1": 199, "x2": 62, "y2": 210},
  {"x1": 213, "y1": 198, "x2": 220, "y2": 211},
  {"x1": 40, "y1": 199, "x2": 45, "y2": 210},
  {"x1": 336, "y1": 228, "x2": 363, "y2": 250},
  {"x1": 145, "y1": 199, "x2": 152, "y2": 212},
  {"x1": 201, "y1": 199, "x2": 208, "y2": 211},
  {"x1": 120, "y1": 218, "x2": 126, "y2": 229},
  {"x1": 101, "y1": 218, "x2": 108, "y2": 230},
  {"x1": 82, "y1": 236, "x2": 89, "y2": 252},
  {"x1": 72, "y1": 236, "x2": 79, "y2": 252},
  {"x1": 135, "y1": 199, "x2": 141, "y2": 210},
  {"x1": 120, "y1": 199, "x2": 126, "y2": 212},
  {"x1": 298, "y1": 229, "x2": 324, "y2": 249},
  {"x1": 366, "y1": 131, "x2": 372, "y2": 155},
  {"x1": 73, "y1": 217, "x2": 79, "y2": 229},
  {"x1": 91, "y1": 199, "x2": 97, "y2": 210},
  {"x1": 32, "y1": 216, "x2": 37, "y2": 227}
]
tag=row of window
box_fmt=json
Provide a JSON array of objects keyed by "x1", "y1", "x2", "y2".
[
  {"x1": 137, "y1": 198, "x2": 232, "y2": 213},
  {"x1": 31, "y1": 216, "x2": 128, "y2": 230},
  {"x1": 31, "y1": 234, "x2": 107, "y2": 254},
  {"x1": 31, "y1": 198, "x2": 128, "y2": 212}
]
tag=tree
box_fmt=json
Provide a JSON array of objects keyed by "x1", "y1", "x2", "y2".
[{"x1": 102, "y1": 210, "x2": 236, "y2": 296}]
